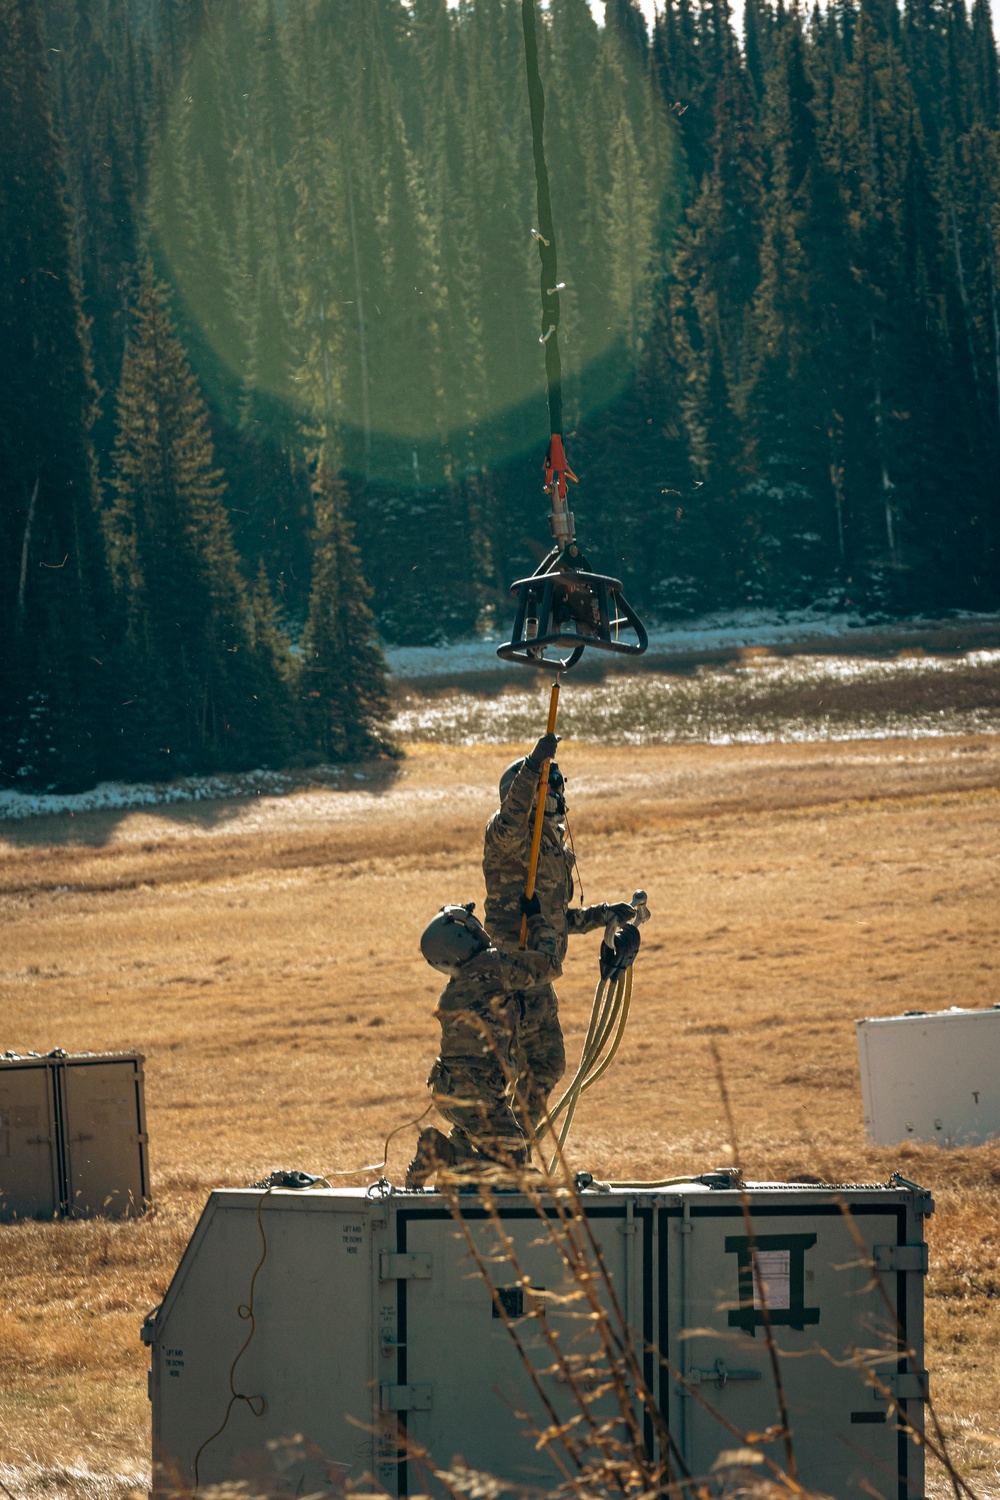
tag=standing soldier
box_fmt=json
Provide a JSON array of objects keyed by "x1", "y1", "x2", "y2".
[
  {"x1": 483, "y1": 734, "x2": 639, "y2": 1131},
  {"x1": 405, "y1": 898, "x2": 560, "y2": 1189}
]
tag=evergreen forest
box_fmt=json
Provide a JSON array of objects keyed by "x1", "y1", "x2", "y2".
[{"x1": 2, "y1": 0, "x2": 999, "y2": 791}]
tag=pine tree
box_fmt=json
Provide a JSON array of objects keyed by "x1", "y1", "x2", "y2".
[
  {"x1": 740, "y1": 10, "x2": 857, "y2": 601},
  {"x1": 969, "y1": 0, "x2": 999, "y2": 124},
  {"x1": 298, "y1": 463, "x2": 391, "y2": 762},
  {"x1": 652, "y1": 0, "x2": 715, "y2": 185},
  {"x1": 107, "y1": 268, "x2": 289, "y2": 776},
  {"x1": 666, "y1": 37, "x2": 764, "y2": 602},
  {"x1": 0, "y1": 0, "x2": 116, "y2": 791},
  {"x1": 43, "y1": 0, "x2": 144, "y2": 432},
  {"x1": 145, "y1": 6, "x2": 247, "y2": 422}
]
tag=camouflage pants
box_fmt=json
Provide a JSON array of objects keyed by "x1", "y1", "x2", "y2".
[
  {"x1": 428, "y1": 1056, "x2": 527, "y2": 1164},
  {"x1": 512, "y1": 982, "x2": 566, "y2": 1132}
]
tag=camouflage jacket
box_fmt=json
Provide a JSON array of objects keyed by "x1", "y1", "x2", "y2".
[
  {"x1": 483, "y1": 758, "x2": 609, "y2": 963},
  {"x1": 435, "y1": 922, "x2": 561, "y2": 1064}
]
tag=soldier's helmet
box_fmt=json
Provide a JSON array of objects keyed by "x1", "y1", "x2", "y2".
[
  {"x1": 420, "y1": 903, "x2": 492, "y2": 976},
  {"x1": 499, "y1": 757, "x2": 564, "y2": 805}
]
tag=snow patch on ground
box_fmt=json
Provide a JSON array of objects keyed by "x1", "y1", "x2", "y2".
[
  {"x1": 383, "y1": 605, "x2": 977, "y2": 678},
  {"x1": 385, "y1": 606, "x2": 869, "y2": 677},
  {"x1": 0, "y1": 765, "x2": 368, "y2": 824}
]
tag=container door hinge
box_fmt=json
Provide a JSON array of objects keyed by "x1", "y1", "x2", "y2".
[
  {"x1": 873, "y1": 1243, "x2": 928, "y2": 1274},
  {"x1": 381, "y1": 1383, "x2": 433, "y2": 1412},
  {"x1": 140, "y1": 1307, "x2": 160, "y2": 1346},
  {"x1": 379, "y1": 1251, "x2": 432, "y2": 1281},
  {"x1": 147, "y1": 1368, "x2": 153, "y2": 1400}
]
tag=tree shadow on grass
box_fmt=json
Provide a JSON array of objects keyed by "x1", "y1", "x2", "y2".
[{"x1": 0, "y1": 757, "x2": 405, "y2": 850}]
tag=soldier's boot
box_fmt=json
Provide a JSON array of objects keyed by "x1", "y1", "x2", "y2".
[
  {"x1": 506, "y1": 1144, "x2": 542, "y2": 1180},
  {"x1": 405, "y1": 1127, "x2": 455, "y2": 1189},
  {"x1": 444, "y1": 1141, "x2": 534, "y2": 1189}
]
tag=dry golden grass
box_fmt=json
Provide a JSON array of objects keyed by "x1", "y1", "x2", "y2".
[{"x1": 2, "y1": 736, "x2": 999, "y2": 1497}]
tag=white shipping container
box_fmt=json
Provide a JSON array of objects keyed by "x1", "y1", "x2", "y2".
[
  {"x1": 856, "y1": 1006, "x2": 1000, "y2": 1146},
  {"x1": 145, "y1": 1178, "x2": 931, "y2": 1500}
]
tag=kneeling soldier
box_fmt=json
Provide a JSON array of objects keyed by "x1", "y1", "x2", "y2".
[{"x1": 405, "y1": 899, "x2": 560, "y2": 1189}]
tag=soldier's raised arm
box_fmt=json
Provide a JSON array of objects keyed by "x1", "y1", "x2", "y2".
[{"x1": 485, "y1": 734, "x2": 560, "y2": 856}]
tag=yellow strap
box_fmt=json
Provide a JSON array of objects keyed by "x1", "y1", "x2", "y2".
[{"x1": 519, "y1": 679, "x2": 560, "y2": 949}]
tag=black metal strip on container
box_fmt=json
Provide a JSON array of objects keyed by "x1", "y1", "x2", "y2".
[
  {"x1": 50, "y1": 1056, "x2": 70, "y2": 1217},
  {"x1": 639, "y1": 1207, "x2": 654, "y2": 1459},
  {"x1": 396, "y1": 1209, "x2": 408, "y2": 1498}
]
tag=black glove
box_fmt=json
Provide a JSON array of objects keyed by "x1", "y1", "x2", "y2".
[
  {"x1": 526, "y1": 732, "x2": 560, "y2": 771},
  {"x1": 519, "y1": 893, "x2": 542, "y2": 919},
  {"x1": 600, "y1": 924, "x2": 641, "y2": 981}
]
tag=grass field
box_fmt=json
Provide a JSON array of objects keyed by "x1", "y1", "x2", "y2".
[{"x1": 2, "y1": 735, "x2": 999, "y2": 1498}]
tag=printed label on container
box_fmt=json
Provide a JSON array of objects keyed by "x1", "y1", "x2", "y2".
[{"x1": 752, "y1": 1249, "x2": 791, "y2": 1311}]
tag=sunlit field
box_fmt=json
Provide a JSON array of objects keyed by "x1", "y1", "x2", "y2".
[{"x1": 2, "y1": 736, "x2": 1000, "y2": 1498}]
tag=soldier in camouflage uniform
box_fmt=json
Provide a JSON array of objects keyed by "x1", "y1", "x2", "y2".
[
  {"x1": 483, "y1": 733, "x2": 637, "y2": 1130},
  {"x1": 405, "y1": 899, "x2": 560, "y2": 1189}
]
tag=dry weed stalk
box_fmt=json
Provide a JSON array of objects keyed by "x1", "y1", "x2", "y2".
[
  {"x1": 707, "y1": 1043, "x2": 798, "y2": 1487},
  {"x1": 788, "y1": 1114, "x2": 979, "y2": 1500},
  {"x1": 434, "y1": 1155, "x2": 821, "y2": 1500},
  {"x1": 428, "y1": 1059, "x2": 820, "y2": 1500},
  {"x1": 421, "y1": 1042, "x2": 979, "y2": 1500}
]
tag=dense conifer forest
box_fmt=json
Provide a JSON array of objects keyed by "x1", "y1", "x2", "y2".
[{"x1": 1, "y1": 0, "x2": 998, "y2": 790}]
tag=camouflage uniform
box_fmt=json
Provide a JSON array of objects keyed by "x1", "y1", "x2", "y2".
[
  {"x1": 412, "y1": 922, "x2": 561, "y2": 1180},
  {"x1": 483, "y1": 759, "x2": 612, "y2": 1127}
]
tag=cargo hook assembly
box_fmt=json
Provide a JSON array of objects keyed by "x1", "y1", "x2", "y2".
[{"x1": 497, "y1": 2, "x2": 648, "y2": 674}]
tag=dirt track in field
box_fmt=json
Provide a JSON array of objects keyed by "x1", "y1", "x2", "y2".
[{"x1": 2, "y1": 735, "x2": 999, "y2": 1495}]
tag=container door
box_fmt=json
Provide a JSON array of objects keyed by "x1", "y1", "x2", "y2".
[
  {"x1": 62, "y1": 1056, "x2": 148, "y2": 1216},
  {"x1": 153, "y1": 1196, "x2": 377, "y2": 1498},
  {"x1": 0, "y1": 1060, "x2": 60, "y2": 1219},
  {"x1": 397, "y1": 1203, "x2": 635, "y2": 1495},
  {"x1": 665, "y1": 1205, "x2": 919, "y2": 1498}
]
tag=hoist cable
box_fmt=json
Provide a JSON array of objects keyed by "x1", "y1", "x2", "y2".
[{"x1": 521, "y1": 0, "x2": 562, "y2": 439}]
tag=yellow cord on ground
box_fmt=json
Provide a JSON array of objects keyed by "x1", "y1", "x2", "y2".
[
  {"x1": 589, "y1": 1175, "x2": 702, "y2": 1191},
  {"x1": 324, "y1": 1103, "x2": 435, "y2": 1181},
  {"x1": 193, "y1": 1188, "x2": 271, "y2": 1491}
]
